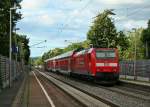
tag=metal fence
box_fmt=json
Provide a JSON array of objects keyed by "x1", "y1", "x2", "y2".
[
  {"x1": 120, "y1": 60, "x2": 150, "y2": 81},
  {"x1": 0, "y1": 55, "x2": 24, "y2": 90}
]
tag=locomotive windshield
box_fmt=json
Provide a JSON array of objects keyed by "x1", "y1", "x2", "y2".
[{"x1": 96, "y1": 50, "x2": 115, "y2": 59}]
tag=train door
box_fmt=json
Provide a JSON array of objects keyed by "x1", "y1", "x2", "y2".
[
  {"x1": 70, "y1": 56, "x2": 75, "y2": 72},
  {"x1": 68, "y1": 58, "x2": 71, "y2": 75},
  {"x1": 53, "y1": 60, "x2": 56, "y2": 71},
  {"x1": 86, "y1": 53, "x2": 91, "y2": 74}
]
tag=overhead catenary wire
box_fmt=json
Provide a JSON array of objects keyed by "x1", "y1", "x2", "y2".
[
  {"x1": 30, "y1": 40, "x2": 47, "y2": 47},
  {"x1": 113, "y1": 4, "x2": 150, "y2": 22},
  {"x1": 127, "y1": 5, "x2": 150, "y2": 17},
  {"x1": 59, "y1": 0, "x2": 93, "y2": 32},
  {"x1": 59, "y1": 3, "x2": 150, "y2": 32}
]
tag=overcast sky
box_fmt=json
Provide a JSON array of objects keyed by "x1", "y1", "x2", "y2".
[{"x1": 17, "y1": 0, "x2": 150, "y2": 57}]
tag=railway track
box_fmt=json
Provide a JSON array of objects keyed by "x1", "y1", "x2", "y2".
[
  {"x1": 97, "y1": 85, "x2": 150, "y2": 101},
  {"x1": 39, "y1": 70, "x2": 150, "y2": 107},
  {"x1": 34, "y1": 71, "x2": 84, "y2": 107},
  {"x1": 46, "y1": 71, "x2": 150, "y2": 101},
  {"x1": 38, "y1": 71, "x2": 118, "y2": 107}
]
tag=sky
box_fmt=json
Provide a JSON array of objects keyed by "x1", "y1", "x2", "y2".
[{"x1": 17, "y1": 0, "x2": 150, "y2": 57}]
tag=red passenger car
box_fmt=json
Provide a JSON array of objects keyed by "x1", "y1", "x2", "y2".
[
  {"x1": 45, "y1": 48, "x2": 119, "y2": 82},
  {"x1": 45, "y1": 51, "x2": 75, "y2": 74}
]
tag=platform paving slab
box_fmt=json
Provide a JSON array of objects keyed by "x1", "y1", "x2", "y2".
[{"x1": 0, "y1": 74, "x2": 24, "y2": 107}]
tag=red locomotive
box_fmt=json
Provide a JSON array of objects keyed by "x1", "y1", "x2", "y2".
[{"x1": 45, "y1": 48, "x2": 119, "y2": 83}]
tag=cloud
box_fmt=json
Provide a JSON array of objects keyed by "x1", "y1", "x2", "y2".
[
  {"x1": 123, "y1": 20, "x2": 147, "y2": 29},
  {"x1": 21, "y1": 9, "x2": 67, "y2": 28},
  {"x1": 21, "y1": 0, "x2": 49, "y2": 10},
  {"x1": 113, "y1": 16, "x2": 127, "y2": 21},
  {"x1": 96, "y1": 0, "x2": 144, "y2": 5},
  {"x1": 37, "y1": 14, "x2": 55, "y2": 26},
  {"x1": 18, "y1": 0, "x2": 150, "y2": 57},
  {"x1": 21, "y1": 15, "x2": 55, "y2": 28}
]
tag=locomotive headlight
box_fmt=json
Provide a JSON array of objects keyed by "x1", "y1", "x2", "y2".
[
  {"x1": 109, "y1": 63, "x2": 117, "y2": 67},
  {"x1": 96, "y1": 63, "x2": 104, "y2": 67}
]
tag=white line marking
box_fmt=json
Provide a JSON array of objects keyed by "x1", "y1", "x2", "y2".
[{"x1": 32, "y1": 71, "x2": 55, "y2": 107}]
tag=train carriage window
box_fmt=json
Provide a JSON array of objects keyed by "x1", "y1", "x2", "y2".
[{"x1": 96, "y1": 50, "x2": 115, "y2": 59}]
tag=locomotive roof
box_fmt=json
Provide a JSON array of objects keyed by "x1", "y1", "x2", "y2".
[
  {"x1": 44, "y1": 48, "x2": 117, "y2": 62},
  {"x1": 45, "y1": 50, "x2": 75, "y2": 62},
  {"x1": 75, "y1": 48, "x2": 93, "y2": 56},
  {"x1": 74, "y1": 48, "x2": 116, "y2": 56}
]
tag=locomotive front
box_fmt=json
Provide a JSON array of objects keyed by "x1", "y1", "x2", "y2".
[{"x1": 94, "y1": 48, "x2": 119, "y2": 81}]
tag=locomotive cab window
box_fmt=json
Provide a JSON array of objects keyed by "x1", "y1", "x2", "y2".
[{"x1": 96, "y1": 50, "x2": 115, "y2": 59}]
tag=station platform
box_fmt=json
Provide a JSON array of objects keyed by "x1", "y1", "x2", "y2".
[
  {"x1": 0, "y1": 71, "x2": 50, "y2": 107},
  {"x1": 0, "y1": 74, "x2": 24, "y2": 107},
  {"x1": 120, "y1": 76, "x2": 150, "y2": 88}
]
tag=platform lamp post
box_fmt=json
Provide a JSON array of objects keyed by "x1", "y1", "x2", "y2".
[{"x1": 9, "y1": 5, "x2": 19, "y2": 87}]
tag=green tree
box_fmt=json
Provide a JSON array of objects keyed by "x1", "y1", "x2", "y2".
[
  {"x1": 141, "y1": 20, "x2": 150, "y2": 58},
  {"x1": 49, "y1": 48, "x2": 63, "y2": 58},
  {"x1": 87, "y1": 9, "x2": 118, "y2": 48},
  {"x1": 124, "y1": 28, "x2": 144, "y2": 60},
  {"x1": 63, "y1": 42, "x2": 83, "y2": 52},
  {"x1": 17, "y1": 35, "x2": 30, "y2": 64},
  {"x1": 81, "y1": 40, "x2": 91, "y2": 48},
  {"x1": 0, "y1": 0, "x2": 22, "y2": 57},
  {"x1": 0, "y1": 0, "x2": 30, "y2": 64},
  {"x1": 42, "y1": 48, "x2": 63, "y2": 61},
  {"x1": 41, "y1": 42, "x2": 86, "y2": 62},
  {"x1": 117, "y1": 31, "x2": 129, "y2": 59},
  {"x1": 87, "y1": 9, "x2": 129, "y2": 59},
  {"x1": 34, "y1": 57, "x2": 43, "y2": 66},
  {"x1": 42, "y1": 52, "x2": 50, "y2": 62}
]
